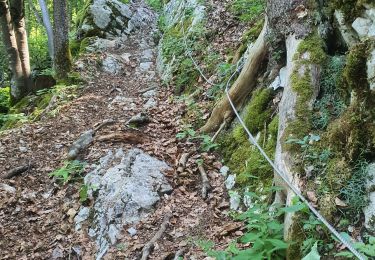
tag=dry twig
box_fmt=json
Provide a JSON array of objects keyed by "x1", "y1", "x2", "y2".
[
  {"x1": 197, "y1": 163, "x2": 211, "y2": 199},
  {"x1": 141, "y1": 213, "x2": 172, "y2": 260},
  {"x1": 176, "y1": 150, "x2": 194, "y2": 173},
  {"x1": 96, "y1": 132, "x2": 147, "y2": 144}
]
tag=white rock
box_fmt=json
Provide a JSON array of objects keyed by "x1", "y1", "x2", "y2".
[
  {"x1": 365, "y1": 8, "x2": 375, "y2": 22},
  {"x1": 0, "y1": 183, "x2": 16, "y2": 194},
  {"x1": 220, "y1": 166, "x2": 230, "y2": 177},
  {"x1": 139, "y1": 62, "x2": 153, "y2": 71},
  {"x1": 142, "y1": 89, "x2": 156, "y2": 98},
  {"x1": 102, "y1": 55, "x2": 123, "y2": 75},
  {"x1": 229, "y1": 191, "x2": 241, "y2": 210},
  {"x1": 127, "y1": 227, "x2": 137, "y2": 237},
  {"x1": 79, "y1": 149, "x2": 172, "y2": 258},
  {"x1": 368, "y1": 48, "x2": 375, "y2": 91},
  {"x1": 225, "y1": 174, "x2": 236, "y2": 190},
  {"x1": 364, "y1": 163, "x2": 375, "y2": 231},
  {"x1": 143, "y1": 97, "x2": 157, "y2": 109},
  {"x1": 352, "y1": 17, "x2": 372, "y2": 38}
]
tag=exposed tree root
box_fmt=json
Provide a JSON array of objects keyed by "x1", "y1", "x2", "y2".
[
  {"x1": 141, "y1": 212, "x2": 172, "y2": 260},
  {"x1": 197, "y1": 163, "x2": 211, "y2": 199},
  {"x1": 211, "y1": 121, "x2": 226, "y2": 143},
  {"x1": 200, "y1": 19, "x2": 268, "y2": 133}
]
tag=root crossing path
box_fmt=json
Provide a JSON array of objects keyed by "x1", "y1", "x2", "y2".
[{"x1": 0, "y1": 4, "x2": 237, "y2": 260}]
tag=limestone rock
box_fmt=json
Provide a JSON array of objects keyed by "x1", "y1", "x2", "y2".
[
  {"x1": 368, "y1": 48, "x2": 375, "y2": 91},
  {"x1": 364, "y1": 163, "x2": 375, "y2": 231},
  {"x1": 102, "y1": 55, "x2": 123, "y2": 75},
  {"x1": 352, "y1": 17, "x2": 372, "y2": 38},
  {"x1": 78, "y1": 0, "x2": 156, "y2": 39},
  {"x1": 77, "y1": 148, "x2": 172, "y2": 259},
  {"x1": 334, "y1": 10, "x2": 359, "y2": 48}
]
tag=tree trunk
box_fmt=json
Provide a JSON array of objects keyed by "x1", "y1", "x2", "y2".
[
  {"x1": 38, "y1": 0, "x2": 54, "y2": 59},
  {"x1": 53, "y1": 0, "x2": 71, "y2": 80},
  {"x1": 0, "y1": 0, "x2": 26, "y2": 104},
  {"x1": 200, "y1": 19, "x2": 268, "y2": 133},
  {"x1": 10, "y1": 0, "x2": 32, "y2": 93}
]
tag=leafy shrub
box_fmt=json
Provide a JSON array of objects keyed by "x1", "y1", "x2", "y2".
[{"x1": 0, "y1": 87, "x2": 10, "y2": 113}]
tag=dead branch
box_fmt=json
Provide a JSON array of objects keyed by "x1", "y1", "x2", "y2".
[
  {"x1": 141, "y1": 213, "x2": 172, "y2": 260},
  {"x1": 197, "y1": 163, "x2": 211, "y2": 199},
  {"x1": 93, "y1": 119, "x2": 116, "y2": 133},
  {"x1": 96, "y1": 132, "x2": 148, "y2": 144},
  {"x1": 2, "y1": 163, "x2": 31, "y2": 179},
  {"x1": 176, "y1": 150, "x2": 195, "y2": 173},
  {"x1": 211, "y1": 121, "x2": 226, "y2": 143},
  {"x1": 137, "y1": 86, "x2": 157, "y2": 94}
]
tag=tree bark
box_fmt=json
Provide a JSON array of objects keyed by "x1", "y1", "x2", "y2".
[
  {"x1": 0, "y1": 0, "x2": 26, "y2": 104},
  {"x1": 38, "y1": 0, "x2": 54, "y2": 59},
  {"x1": 10, "y1": 0, "x2": 32, "y2": 92},
  {"x1": 200, "y1": 19, "x2": 268, "y2": 133},
  {"x1": 53, "y1": 0, "x2": 71, "y2": 80}
]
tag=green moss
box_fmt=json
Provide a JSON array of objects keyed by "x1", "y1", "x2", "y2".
[
  {"x1": 295, "y1": 34, "x2": 327, "y2": 65},
  {"x1": 219, "y1": 111, "x2": 278, "y2": 190},
  {"x1": 242, "y1": 19, "x2": 264, "y2": 43},
  {"x1": 341, "y1": 41, "x2": 373, "y2": 100}
]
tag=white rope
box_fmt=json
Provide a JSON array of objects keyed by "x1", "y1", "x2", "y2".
[{"x1": 177, "y1": 5, "x2": 365, "y2": 258}]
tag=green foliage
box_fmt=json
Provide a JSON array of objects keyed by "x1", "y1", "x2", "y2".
[
  {"x1": 340, "y1": 160, "x2": 370, "y2": 219},
  {"x1": 176, "y1": 125, "x2": 218, "y2": 152},
  {"x1": 312, "y1": 56, "x2": 346, "y2": 130},
  {"x1": 28, "y1": 32, "x2": 52, "y2": 70},
  {"x1": 331, "y1": 0, "x2": 371, "y2": 22},
  {"x1": 335, "y1": 234, "x2": 375, "y2": 259},
  {"x1": 0, "y1": 87, "x2": 10, "y2": 113},
  {"x1": 198, "y1": 198, "x2": 308, "y2": 259},
  {"x1": 146, "y1": 0, "x2": 164, "y2": 11},
  {"x1": 49, "y1": 160, "x2": 86, "y2": 184},
  {"x1": 230, "y1": 0, "x2": 265, "y2": 22}
]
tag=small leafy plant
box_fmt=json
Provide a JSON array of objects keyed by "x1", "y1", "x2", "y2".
[
  {"x1": 49, "y1": 160, "x2": 86, "y2": 184},
  {"x1": 198, "y1": 195, "x2": 307, "y2": 259}
]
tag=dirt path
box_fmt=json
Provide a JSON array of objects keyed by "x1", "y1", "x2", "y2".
[{"x1": 0, "y1": 4, "x2": 238, "y2": 260}]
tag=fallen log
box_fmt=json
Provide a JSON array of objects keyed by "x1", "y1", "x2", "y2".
[
  {"x1": 197, "y1": 163, "x2": 211, "y2": 199},
  {"x1": 96, "y1": 132, "x2": 148, "y2": 144},
  {"x1": 2, "y1": 163, "x2": 31, "y2": 179}
]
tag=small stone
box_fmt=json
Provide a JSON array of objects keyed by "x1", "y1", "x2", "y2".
[
  {"x1": 139, "y1": 62, "x2": 153, "y2": 71},
  {"x1": 143, "y1": 97, "x2": 157, "y2": 109},
  {"x1": 19, "y1": 146, "x2": 28, "y2": 153},
  {"x1": 225, "y1": 174, "x2": 236, "y2": 190},
  {"x1": 108, "y1": 224, "x2": 119, "y2": 245},
  {"x1": 142, "y1": 89, "x2": 156, "y2": 98},
  {"x1": 0, "y1": 183, "x2": 16, "y2": 194},
  {"x1": 51, "y1": 247, "x2": 64, "y2": 259},
  {"x1": 67, "y1": 208, "x2": 77, "y2": 223},
  {"x1": 352, "y1": 17, "x2": 372, "y2": 38},
  {"x1": 229, "y1": 191, "x2": 241, "y2": 211},
  {"x1": 127, "y1": 227, "x2": 137, "y2": 237},
  {"x1": 220, "y1": 166, "x2": 229, "y2": 177}
]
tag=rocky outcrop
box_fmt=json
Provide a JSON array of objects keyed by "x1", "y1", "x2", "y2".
[
  {"x1": 75, "y1": 148, "x2": 172, "y2": 259},
  {"x1": 78, "y1": 0, "x2": 155, "y2": 39},
  {"x1": 156, "y1": 0, "x2": 206, "y2": 83},
  {"x1": 364, "y1": 163, "x2": 375, "y2": 231}
]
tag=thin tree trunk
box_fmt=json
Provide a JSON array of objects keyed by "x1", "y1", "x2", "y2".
[
  {"x1": 53, "y1": 0, "x2": 71, "y2": 80},
  {"x1": 38, "y1": 0, "x2": 54, "y2": 58},
  {"x1": 10, "y1": 0, "x2": 32, "y2": 93},
  {"x1": 27, "y1": 0, "x2": 42, "y2": 24},
  {"x1": 0, "y1": 0, "x2": 26, "y2": 104}
]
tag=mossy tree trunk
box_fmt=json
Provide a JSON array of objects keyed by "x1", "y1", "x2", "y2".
[
  {"x1": 53, "y1": 0, "x2": 72, "y2": 80},
  {"x1": 200, "y1": 20, "x2": 268, "y2": 133},
  {"x1": 0, "y1": 0, "x2": 27, "y2": 104}
]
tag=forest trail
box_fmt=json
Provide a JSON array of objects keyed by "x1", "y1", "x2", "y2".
[{"x1": 0, "y1": 3, "x2": 236, "y2": 259}]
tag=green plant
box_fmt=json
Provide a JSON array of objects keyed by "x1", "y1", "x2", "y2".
[
  {"x1": 340, "y1": 160, "x2": 370, "y2": 219},
  {"x1": 176, "y1": 125, "x2": 196, "y2": 139},
  {"x1": 49, "y1": 160, "x2": 86, "y2": 184},
  {"x1": 334, "y1": 234, "x2": 375, "y2": 259},
  {"x1": 230, "y1": 0, "x2": 265, "y2": 22},
  {"x1": 197, "y1": 134, "x2": 219, "y2": 152},
  {"x1": 146, "y1": 0, "x2": 163, "y2": 11},
  {"x1": 198, "y1": 195, "x2": 307, "y2": 259}
]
